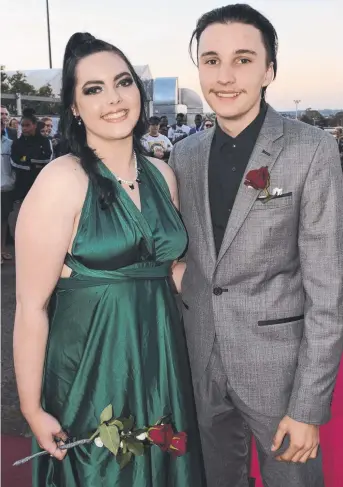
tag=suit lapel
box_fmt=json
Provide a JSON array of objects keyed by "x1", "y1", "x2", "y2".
[
  {"x1": 193, "y1": 128, "x2": 217, "y2": 267},
  {"x1": 215, "y1": 107, "x2": 284, "y2": 269}
]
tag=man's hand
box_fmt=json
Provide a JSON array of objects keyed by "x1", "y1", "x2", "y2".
[{"x1": 271, "y1": 415, "x2": 319, "y2": 463}]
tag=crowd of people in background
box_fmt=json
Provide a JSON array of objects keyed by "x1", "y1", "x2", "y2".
[
  {"x1": 1, "y1": 104, "x2": 342, "y2": 266},
  {"x1": 1, "y1": 105, "x2": 55, "y2": 264},
  {"x1": 141, "y1": 113, "x2": 214, "y2": 160}
]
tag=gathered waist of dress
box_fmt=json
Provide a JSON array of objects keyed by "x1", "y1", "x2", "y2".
[{"x1": 56, "y1": 255, "x2": 172, "y2": 290}]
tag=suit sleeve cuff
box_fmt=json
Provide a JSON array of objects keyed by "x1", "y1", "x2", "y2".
[{"x1": 286, "y1": 399, "x2": 332, "y2": 425}]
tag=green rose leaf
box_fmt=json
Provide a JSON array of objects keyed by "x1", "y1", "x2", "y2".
[
  {"x1": 117, "y1": 415, "x2": 134, "y2": 433},
  {"x1": 108, "y1": 419, "x2": 124, "y2": 431},
  {"x1": 126, "y1": 437, "x2": 144, "y2": 456},
  {"x1": 99, "y1": 424, "x2": 120, "y2": 455},
  {"x1": 100, "y1": 404, "x2": 113, "y2": 424},
  {"x1": 117, "y1": 451, "x2": 133, "y2": 470},
  {"x1": 125, "y1": 415, "x2": 135, "y2": 432}
]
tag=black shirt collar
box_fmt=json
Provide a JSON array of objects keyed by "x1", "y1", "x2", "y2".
[{"x1": 214, "y1": 101, "x2": 268, "y2": 150}]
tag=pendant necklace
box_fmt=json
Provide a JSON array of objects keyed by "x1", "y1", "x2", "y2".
[{"x1": 113, "y1": 151, "x2": 141, "y2": 191}]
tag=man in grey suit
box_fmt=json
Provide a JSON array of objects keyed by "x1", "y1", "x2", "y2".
[{"x1": 169, "y1": 4, "x2": 343, "y2": 487}]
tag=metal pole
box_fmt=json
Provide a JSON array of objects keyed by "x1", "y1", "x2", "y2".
[
  {"x1": 294, "y1": 99, "x2": 301, "y2": 120},
  {"x1": 16, "y1": 93, "x2": 22, "y2": 116},
  {"x1": 46, "y1": 0, "x2": 52, "y2": 68}
]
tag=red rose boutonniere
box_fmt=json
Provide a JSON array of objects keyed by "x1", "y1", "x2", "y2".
[{"x1": 244, "y1": 166, "x2": 272, "y2": 201}]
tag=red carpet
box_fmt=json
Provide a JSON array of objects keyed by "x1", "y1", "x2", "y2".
[
  {"x1": 2, "y1": 358, "x2": 343, "y2": 486},
  {"x1": 1, "y1": 435, "x2": 31, "y2": 487}
]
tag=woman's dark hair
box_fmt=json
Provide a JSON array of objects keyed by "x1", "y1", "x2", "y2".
[
  {"x1": 189, "y1": 3, "x2": 278, "y2": 100},
  {"x1": 22, "y1": 108, "x2": 38, "y2": 125},
  {"x1": 37, "y1": 120, "x2": 46, "y2": 133},
  {"x1": 60, "y1": 32, "x2": 148, "y2": 208}
]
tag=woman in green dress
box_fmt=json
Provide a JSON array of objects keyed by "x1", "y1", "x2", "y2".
[{"x1": 13, "y1": 33, "x2": 206, "y2": 487}]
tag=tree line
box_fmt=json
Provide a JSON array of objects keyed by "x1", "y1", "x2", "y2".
[
  {"x1": 1, "y1": 67, "x2": 54, "y2": 97},
  {"x1": 300, "y1": 108, "x2": 343, "y2": 128},
  {"x1": 1, "y1": 66, "x2": 59, "y2": 116}
]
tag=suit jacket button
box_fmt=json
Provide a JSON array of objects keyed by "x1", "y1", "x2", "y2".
[{"x1": 213, "y1": 287, "x2": 223, "y2": 296}]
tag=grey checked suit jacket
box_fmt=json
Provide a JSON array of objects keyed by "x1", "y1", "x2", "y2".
[{"x1": 169, "y1": 106, "x2": 343, "y2": 424}]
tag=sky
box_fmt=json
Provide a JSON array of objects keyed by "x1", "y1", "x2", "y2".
[{"x1": 1, "y1": 0, "x2": 342, "y2": 111}]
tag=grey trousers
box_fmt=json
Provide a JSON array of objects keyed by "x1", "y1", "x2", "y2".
[{"x1": 193, "y1": 340, "x2": 325, "y2": 487}]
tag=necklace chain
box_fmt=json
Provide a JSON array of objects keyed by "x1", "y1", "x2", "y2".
[{"x1": 113, "y1": 152, "x2": 138, "y2": 189}]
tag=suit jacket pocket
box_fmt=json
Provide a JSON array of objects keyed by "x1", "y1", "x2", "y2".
[
  {"x1": 252, "y1": 193, "x2": 293, "y2": 210},
  {"x1": 255, "y1": 317, "x2": 304, "y2": 340},
  {"x1": 258, "y1": 314, "x2": 304, "y2": 326},
  {"x1": 257, "y1": 192, "x2": 293, "y2": 201}
]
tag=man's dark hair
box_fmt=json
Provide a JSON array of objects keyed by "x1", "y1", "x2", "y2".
[
  {"x1": 148, "y1": 116, "x2": 160, "y2": 125},
  {"x1": 176, "y1": 113, "x2": 185, "y2": 118},
  {"x1": 189, "y1": 4, "x2": 278, "y2": 99}
]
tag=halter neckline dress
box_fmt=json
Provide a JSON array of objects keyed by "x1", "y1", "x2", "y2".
[{"x1": 32, "y1": 155, "x2": 206, "y2": 487}]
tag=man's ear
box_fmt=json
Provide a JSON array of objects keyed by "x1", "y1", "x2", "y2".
[{"x1": 262, "y1": 62, "x2": 275, "y2": 88}]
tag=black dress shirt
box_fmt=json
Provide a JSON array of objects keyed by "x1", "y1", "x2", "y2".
[{"x1": 209, "y1": 103, "x2": 267, "y2": 255}]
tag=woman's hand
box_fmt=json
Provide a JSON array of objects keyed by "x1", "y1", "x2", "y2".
[{"x1": 25, "y1": 408, "x2": 68, "y2": 461}]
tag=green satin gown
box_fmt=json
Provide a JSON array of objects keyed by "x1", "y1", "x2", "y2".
[{"x1": 32, "y1": 156, "x2": 206, "y2": 487}]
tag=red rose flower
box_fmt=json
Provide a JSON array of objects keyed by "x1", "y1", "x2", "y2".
[
  {"x1": 148, "y1": 424, "x2": 174, "y2": 451},
  {"x1": 168, "y1": 432, "x2": 187, "y2": 457},
  {"x1": 244, "y1": 166, "x2": 270, "y2": 191}
]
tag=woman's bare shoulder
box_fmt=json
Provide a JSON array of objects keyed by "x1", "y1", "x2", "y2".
[
  {"x1": 42, "y1": 154, "x2": 83, "y2": 177},
  {"x1": 22, "y1": 154, "x2": 88, "y2": 215},
  {"x1": 35, "y1": 154, "x2": 87, "y2": 190}
]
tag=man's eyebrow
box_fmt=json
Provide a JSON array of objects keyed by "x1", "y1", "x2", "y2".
[
  {"x1": 234, "y1": 49, "x2": 257, "y2": 56},
  {"x1": 200, "y1": 51, "x2": 219, "y2": 58},
  {"x1": 200, "y1": 49, "x2": 257, "y2": 58}
]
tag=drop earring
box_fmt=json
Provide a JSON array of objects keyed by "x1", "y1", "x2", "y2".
[{"x1": 72, "y1": 109, "x2": 82, "y2": 126}]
